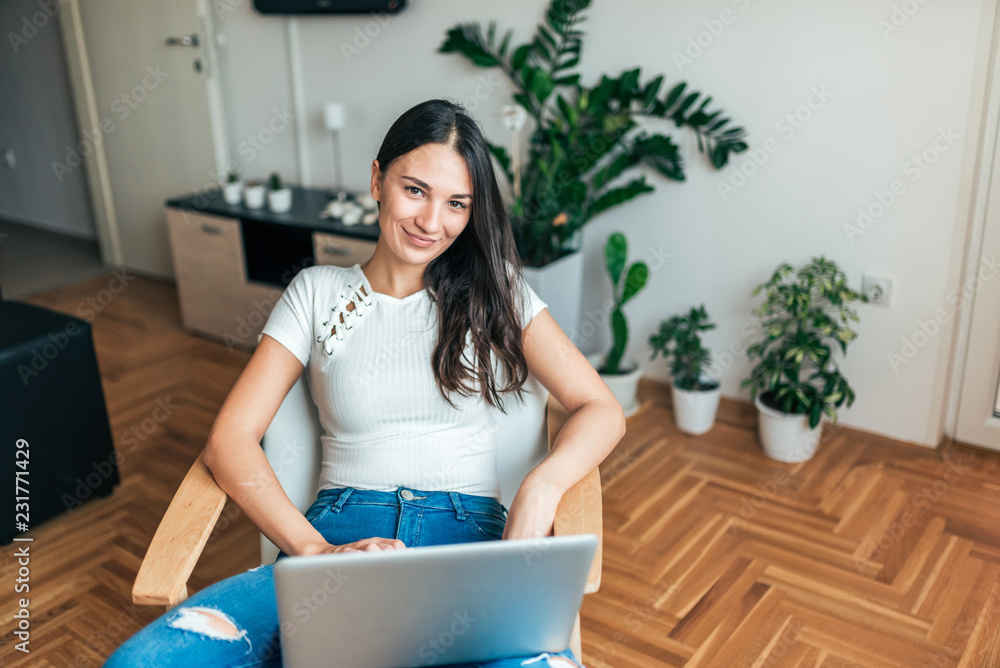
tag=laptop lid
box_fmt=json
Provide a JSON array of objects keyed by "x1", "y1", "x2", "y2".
[{"x1": 273, "y1": 534, "x2": 598, "y2": 668}]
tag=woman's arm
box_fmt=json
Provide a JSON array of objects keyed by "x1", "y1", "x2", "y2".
[
  {"x1": 502, "y1": 308, "x2": 627, "y2": 540},
  {"x1": 202, "y1": 335, "x2": 403, "y2": 556}
]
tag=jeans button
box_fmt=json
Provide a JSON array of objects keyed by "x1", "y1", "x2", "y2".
[{"x1": 400, "y1": 489, "x2": 414, "y2": 500}]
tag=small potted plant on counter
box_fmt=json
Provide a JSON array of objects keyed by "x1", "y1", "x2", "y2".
[
  {"x1": 649, "y1": 304, "x2": 721, "y2": 435},
  {"x1": 267, "y1": 172, "x2": 292, "y2": 213},
  {"x1": 243, "y1": 178, "x2": 265, "y2": 209},
  {"x1": 223, "y1": 169, "x2": 243, "y2": 205},
  {"x1": 741, "y1": 256, "x2": 867, "y2": 462},
  {"x1": 587, "y1": 231, "x2": 648, "y2": 418}
]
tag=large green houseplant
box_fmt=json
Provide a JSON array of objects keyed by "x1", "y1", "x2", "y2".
[
  {"x1": 741, "y1": 257, "x2": 867, "y2": 462},
  {"x1": 440, "y1": 0, "x2": 748, "y2": 267}
]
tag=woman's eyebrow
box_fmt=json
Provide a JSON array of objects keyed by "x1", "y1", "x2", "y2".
[{"x1": 401, "y1": 175, "x2": 472, "y2": 200}]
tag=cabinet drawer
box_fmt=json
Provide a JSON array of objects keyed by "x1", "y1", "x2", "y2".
[
  {"x1": 166, "y1": 209, "x2": 249, "y2": 340},
  {"x1": 313, "y1": 232, "x2": 376, "y2": 268},
  {"x1": 166, "y1": 209, "x2": 245, "y2": 285}
]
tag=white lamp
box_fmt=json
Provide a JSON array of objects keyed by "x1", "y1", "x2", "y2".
[{"x1": 323, "y1": 103, "x2": 346, "y2": 199}]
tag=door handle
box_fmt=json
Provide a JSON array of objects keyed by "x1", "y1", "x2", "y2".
[{"x1": 165, "y1": 34, "x2": 200, "y2": 47}]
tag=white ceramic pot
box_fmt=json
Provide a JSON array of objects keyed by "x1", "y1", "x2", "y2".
[
  {"x1": 522, "y1": 249, "x2": 584, "y2": 338},
  {"x1": 268, "y1": 188, "x2": 292, "y2": 213},
  {"x1": 671, "y1": 378, "x2": 721, "y2": 435},
  {"x1": 223, "y1": 181, "x2": 243, "y2": 205},
  {"x1": 244, "y1": 184, "x2": 266, "y2": 209},
  {"x1": 754, "y1": 394, "x2": 822, "y2": 462},
  {"x1": 587, "y1": 352, "x2": 641, "y2": 418}
]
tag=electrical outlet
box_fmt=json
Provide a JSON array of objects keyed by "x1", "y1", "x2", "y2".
[{"x1": 862, "y1": 275, "x2": 892, "y2": 308}]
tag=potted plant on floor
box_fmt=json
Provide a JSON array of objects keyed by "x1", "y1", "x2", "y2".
[
  {"x1": 649, "y1": 304, "x2": 721, "y2": 435},
  {"x1": 587, "y1": 232, "x2": 647, "y2": 417},
  {"x1": 243, "y1": 178, "x2": 265, "y2": 209},
  {"x1": 223, "y1": 169, "x2": 243, "y2": 205},
  {"x1": 267, "y1": 172, "x2": 292, "y2": 213},
  {"x1": 439, "y1": 0, "x2": 746, "y2": 332},
  {"x1": 741, "y1": 257, "x2": 867, "y2": 462}
]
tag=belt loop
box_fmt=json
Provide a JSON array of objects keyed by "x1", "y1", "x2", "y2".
[
  {"x1": 449, "y1": 492, "x2": 466, "y2": 520},
  {"x1": 331, "y1": 487, "x2": 354, "y2": 512}
]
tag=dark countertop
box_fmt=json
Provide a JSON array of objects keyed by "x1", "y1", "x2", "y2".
[{"x1": 165, "y1": 185, "x2": 379, "y2": 241}]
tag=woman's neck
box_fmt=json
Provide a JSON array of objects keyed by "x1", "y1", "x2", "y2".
[{"x1": 360, "y1": 250, "x2": 427, "y2": 300}]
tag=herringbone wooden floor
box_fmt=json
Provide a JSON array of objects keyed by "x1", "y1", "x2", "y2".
[{"x1": 2, "y1": 271, "x2": 999, "y2": 667}]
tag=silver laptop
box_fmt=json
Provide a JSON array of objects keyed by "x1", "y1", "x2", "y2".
[{"x1": 273, "y1": 533, "x2": 598, "y2": 668}]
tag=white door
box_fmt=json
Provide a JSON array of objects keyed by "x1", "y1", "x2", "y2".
[
  {"x1": 954, "y1": 99, "x2": 1000, "y2": 451},
  {"x1": 70, "y1": 0, "x2": 224, "y2": 278}
]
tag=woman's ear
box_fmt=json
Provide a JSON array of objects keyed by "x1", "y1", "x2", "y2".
[{"x1": 370, "y1": 159, "x2": 381, "y2": 202}]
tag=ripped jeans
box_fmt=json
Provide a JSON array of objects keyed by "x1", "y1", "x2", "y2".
[{"x1": 103, "y1": 486, "x2": 584, "y2": 668}]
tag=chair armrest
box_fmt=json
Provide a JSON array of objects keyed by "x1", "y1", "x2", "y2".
[
  {"x1": 547, "y1": 396, "x2": 603, "y2": 594},
  {"x1": 132, "y1": 452, "x2": 228, "y2": 607}
]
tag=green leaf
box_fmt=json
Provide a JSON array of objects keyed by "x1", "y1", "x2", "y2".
[
  {"x1": 589, "y1": 177, "x2": 654, "y2": 219},
  {"x1": 511, "y1": 43, "x2": 532, "y2": 71},
  {"x1": 622, "y1": 262, "x2": 649, "y2": 304},
  {"x1": 663, "y1": 82, "x2": 687, "y2": 112},
  {"x1": 438, "y1": 25, "x2": 501, "y2": 68},
  {"x1": 605, "y1": 232, "x2": 626, "y2": 288},
  {"x1": 531, "y1": 69, "x2": 555, "y2": 106}
]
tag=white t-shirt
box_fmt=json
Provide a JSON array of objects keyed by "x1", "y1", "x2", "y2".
[{"x1": 260, "y1": 261, "x2": 548, "y2": 500}]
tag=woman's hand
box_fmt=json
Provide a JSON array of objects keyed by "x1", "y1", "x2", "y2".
[
  {"x1": 295, "y1": 537, "x2": 408, "y2": 556},
  {"x1": 501, "y1": 475, "x2": 565, "y2": 541}
]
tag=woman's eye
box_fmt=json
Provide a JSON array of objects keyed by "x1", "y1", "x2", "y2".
[
  {"x1": 449, "y1": 200, "x2": 467, "y2": 210},
  {"x1": 405, "y1": 186, "x2": 422, "y2": 195}
]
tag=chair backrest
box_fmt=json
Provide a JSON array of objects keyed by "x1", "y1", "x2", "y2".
[{"x1": 259, "y1": 370, "x2": 550, "y2": 563}]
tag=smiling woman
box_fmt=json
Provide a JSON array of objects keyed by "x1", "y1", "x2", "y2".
[{"x1": 104, "y1": 99, "x2": 624, "y2": 668}]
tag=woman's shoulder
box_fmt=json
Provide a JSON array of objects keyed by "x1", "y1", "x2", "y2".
[{"x1": 291, "y1": 264, "x2": 360, "y2": 292}]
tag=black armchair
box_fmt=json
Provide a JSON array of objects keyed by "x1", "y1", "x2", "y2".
[{"x1": 0, "y1": 282, "x2": 118, "y2": 543}]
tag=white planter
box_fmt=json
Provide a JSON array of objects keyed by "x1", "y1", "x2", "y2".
[
  {"x1": 671, "y1": 378, "x2": 721, "y2": 435},
  {"x1": 223, "y1": 181, "x2": 243, "y2": 205},
  {"x1": 522, "y1": 249, "x2": 583, "y2": 337},
  {"x1": 754, "y1": 394, "x2": 822, "y2": 462},
  {"x1": 268, "y1": 188, "x2": 292, "y2": 213},
  {"x1": 243, "y1": 184, "x2": 266, "y2": 209},
  {"x1": 587, "y1": 352, "x2": 641, "y2": 418}
]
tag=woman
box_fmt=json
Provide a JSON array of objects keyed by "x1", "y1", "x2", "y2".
[{"x1": 104, "y1": 99, "x2": 626, "y2": 667}]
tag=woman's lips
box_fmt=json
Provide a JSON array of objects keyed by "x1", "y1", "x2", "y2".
[{"x1": 405, "y1": 231, "x2": 435, "y2": 247}]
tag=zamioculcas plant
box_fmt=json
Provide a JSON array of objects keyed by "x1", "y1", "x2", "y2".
[{"x1": 439, "y1": 0, "x2": 748, "y2": 267}]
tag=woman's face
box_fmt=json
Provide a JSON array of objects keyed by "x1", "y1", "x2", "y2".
[{"x1": 370, "y1": 142, "x2": 473, "y2": 265}]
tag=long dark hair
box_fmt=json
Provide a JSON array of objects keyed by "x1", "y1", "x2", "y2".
[{"x1": 375, "y1": 99, "x2": 530, "y2": 413}]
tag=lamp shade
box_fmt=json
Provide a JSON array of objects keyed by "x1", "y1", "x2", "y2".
[{"x1": 323, "y1": 103, "x2": 346, "y2": 131}]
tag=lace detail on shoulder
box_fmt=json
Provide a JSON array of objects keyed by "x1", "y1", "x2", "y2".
[{"x1": 317, "y1": 282, "x2": 374, "y2": 355}]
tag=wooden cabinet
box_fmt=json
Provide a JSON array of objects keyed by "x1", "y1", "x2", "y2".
[
  {"x1": 313, "y1": 231, "x2": 377, "y2": 268},
  {"x1": 165, "y1": 200, "x2": 378, "y2": 351},
  {"x1": 165, "y1": 209, "x2": 254, "y2": 346}
]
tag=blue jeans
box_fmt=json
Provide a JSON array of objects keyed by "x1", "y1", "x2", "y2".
[{"x1": 104, "y1": 486, "x2": 585, "y2": 667}]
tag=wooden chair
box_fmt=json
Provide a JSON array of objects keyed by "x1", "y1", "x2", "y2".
[{"x1": 131, "y1": 368, "x2": 603, "y2": 661}]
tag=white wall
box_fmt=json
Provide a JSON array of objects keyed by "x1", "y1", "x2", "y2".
[{"x1": 210, "y1": 0, "x2": 989, "y2": 448}]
